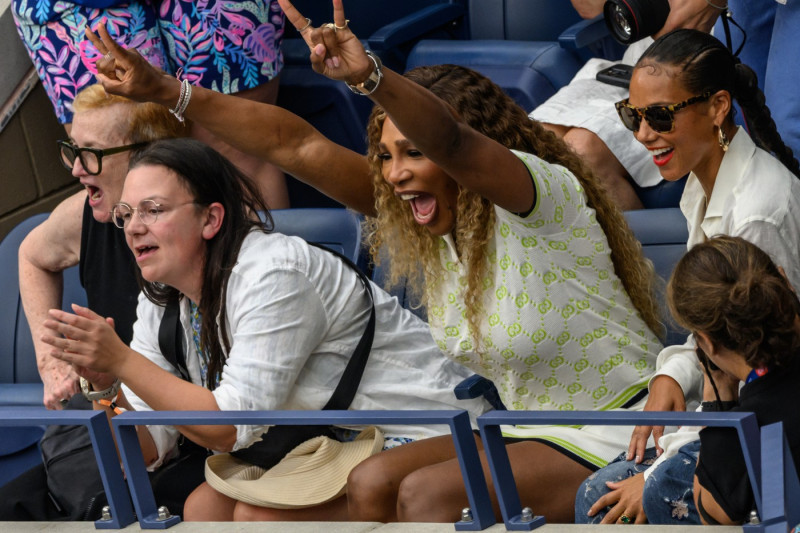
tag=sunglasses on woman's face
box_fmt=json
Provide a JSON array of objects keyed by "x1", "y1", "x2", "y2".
[{"x1": 615, "y1": 92, "x2": 712, "y2": 134}]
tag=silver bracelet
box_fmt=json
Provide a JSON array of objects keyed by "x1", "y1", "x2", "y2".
[
  {"x1": 169, "y1": 79, "x2": 192, "y2": 122},
  {"x1": 346, "y1": 51, "x2": 383, "y2": 96},
  {"x1": 705, "y1": 0, "x2": 727, "y2": 9}
]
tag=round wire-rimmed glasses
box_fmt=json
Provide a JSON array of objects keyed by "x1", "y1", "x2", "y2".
[{"x1": 111, "y1": 199, "x2": 198, "y2": 229}]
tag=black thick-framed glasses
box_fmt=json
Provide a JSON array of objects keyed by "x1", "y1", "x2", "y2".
[
  {"x1": 615, "y1": 92, "x2": 712, "y2": 134},
  {"x1": 57, "y1": 140, "x2": 148, "y2": 176},
  {"x1": 111, "y1": 199, "x2": 198, "y2": 229}
]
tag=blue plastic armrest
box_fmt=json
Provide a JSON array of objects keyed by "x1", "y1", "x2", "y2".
[
  {"x1": 558, "y1": 14, "x2": 608, "y2": 50},
  {"x1": 455, "y1": 374, "x2": 506, "y2": 411},
  {"x1": 367, "y1": 3, "x2": 466, "y2": 52}
]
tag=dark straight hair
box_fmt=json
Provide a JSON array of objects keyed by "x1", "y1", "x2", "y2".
[{"x1": 128, "y1": 138, "x2": 273, "y2": 388}]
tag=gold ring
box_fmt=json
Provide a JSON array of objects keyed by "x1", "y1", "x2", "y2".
[
  {"x1": 104, "y1": 52, "x2": 113, "y2": 61},
  {"x1": 298, "y1": 17, "x2": 312, "y2": 32},
  {"x1": 620, "y1": 515, "x2": 631, "y2": 524},
  {"x1": 323, "y1": 22, "x2": 336, "y2": 30},
  {"x1": 334, "y1": 19, "x2": 349, "y2": 31}
]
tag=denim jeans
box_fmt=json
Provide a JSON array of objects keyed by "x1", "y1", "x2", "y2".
[{"x1": 575, "y1": 441, "x2": 701, "y2": 524}]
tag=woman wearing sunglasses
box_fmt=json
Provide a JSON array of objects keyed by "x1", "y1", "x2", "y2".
[{"x1": 575, "y1": 29, "x2": 800, "y2": 525}]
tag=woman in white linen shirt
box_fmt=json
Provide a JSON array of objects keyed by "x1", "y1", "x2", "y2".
[
  {"x1": 578, "y1": 29, "x2": 800, "y2": 524},
  {"x1": 41, "y1": 138, "x2": 488, "y2": 521}
]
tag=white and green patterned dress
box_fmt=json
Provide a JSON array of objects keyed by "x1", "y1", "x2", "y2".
[{"x1": 428, "y1": 150, "x2": 662, "y2": 468}]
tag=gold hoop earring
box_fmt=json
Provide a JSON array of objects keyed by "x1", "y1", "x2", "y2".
[{"x1": 718, "y1": 126, "x2": 730, "y2": 152}]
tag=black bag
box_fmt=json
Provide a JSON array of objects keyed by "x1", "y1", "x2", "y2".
[
  {"x1": 40, "y1": 395, "x2": 106, "y2": 520},
  {"x1": 230, "y1": 243, "x2": 375, "y2": 470}
]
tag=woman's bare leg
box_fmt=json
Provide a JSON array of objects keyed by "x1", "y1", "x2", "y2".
[
  {"x1": 562, "y1": 127, "x2": 643, "y2": 210},
  {"x1": 233, "y1": 495, "x2": 349, "y2": 521},
  {"x1": 189, "y1": 76, "x2": 290, "y2": 209},
  {"x1": 183, "y1": 481, "x2": 237, "y2": 521},
  {"x1": 396, "y1": 441, "x2": 592, "y2": 523},
  {"x1": 347, "y1": 434, "x2": 472, "y2": 522}
]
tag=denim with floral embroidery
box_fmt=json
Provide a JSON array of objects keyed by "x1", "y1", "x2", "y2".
[
  {"x1": 11, "y1": 0, "x2": 283, "y2": 124},
  {"x1": 641, "y1": 440, "x2": 701, "y2": 524},
  {"x1": 575, "y1": 447, "x2": 659, "y2": 523},
  {"x1": 575, "y1": 441, "x2": 701, "y2": 524}
]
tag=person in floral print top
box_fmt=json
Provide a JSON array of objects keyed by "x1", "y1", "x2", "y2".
[{"x1": 11, "y1": 0, "x2": 289, "y2": 207}]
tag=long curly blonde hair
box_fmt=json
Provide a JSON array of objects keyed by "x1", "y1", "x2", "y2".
[{"x1": 365, "y1": 65, "x2": 663, "y2": 345}]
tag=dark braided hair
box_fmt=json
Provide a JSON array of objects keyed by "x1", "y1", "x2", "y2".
[
  {"x1": 128, "y1": 138, "x2": 273, "y2": 389},
  {"x1": 637, "y1": 29, "x2": 800, "y2": 177}
]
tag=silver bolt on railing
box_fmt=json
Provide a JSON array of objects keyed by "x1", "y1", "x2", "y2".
[
  {"x1": 100, "y1": 506, "x2": 112, "y2": 521},
  {"x1": 460, "y1": 507, "x2": 473, "y2": 522},
  {"x1": 749, "y1": 510, "x2": 760, "y2": 525},
  {"x1": 157, "y1": 506, "x2": 172, "y2": 521},
  {"x1": 520, "y1": 507, "x2": 534, "y2": 522}
]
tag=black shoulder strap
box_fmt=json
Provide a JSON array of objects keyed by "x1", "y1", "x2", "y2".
[
  {"x1": 307, "y1": 243, "x2": 375, "y2": 411},
  {"x1": 158, "y1": 296, "x2": 190, "y2": 381}
]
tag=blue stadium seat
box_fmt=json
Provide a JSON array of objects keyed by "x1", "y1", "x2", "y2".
[
  {"x1": 0, "y1": 213, "x2": 87, "y2": 406},
  {"x1": 623, "y1": 208, "x2": 689, "y2": 346},
  {"x1": 0, "y1": 213, "x2": 88, "y2": 487},
  {"x1": 558, "y1": 13, "x2": 626, "y2": 62},
  {"x1": 404, "y1": 0, "x2": 592, "y2": 111},
  {"x1": 405, "y1": 40, "x2": 584, "y2": 112},
  {"x1": 466, "y1": 0, "x2": 582, "y2": 41},
  {"x1": 269, "y1": 207, "x2": 366, "y2": 271}
]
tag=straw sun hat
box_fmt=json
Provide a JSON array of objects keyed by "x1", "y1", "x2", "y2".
[{"x1": 205, "y1": 426, "x2": 384, "y2": 509}]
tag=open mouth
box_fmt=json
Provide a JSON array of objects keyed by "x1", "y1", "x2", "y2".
[
  {"x1": 86, "y1": 185, "x2": 103, "y2": 205},
  {"x1": 134, "y1": 244, "x2": 158, "y2": 260},
  {"x1": 401, "y1": 192, "x2": 437, "y2": 224},
  {"x1": 650, "y1": 146, "x2": 674, "y2": 167}
]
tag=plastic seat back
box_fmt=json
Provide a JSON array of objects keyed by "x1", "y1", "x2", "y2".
[
  {"x1": 0, "y1": 213, "x2": 87, "y2": 395},
  {"x1": 624, "y1": 208, "x2": 689, "y2": 346},
  {"x1": 467, "y1": 0, "x2": 582, "y2": 41},
  {"x1": 406, "y1": 39, "x2": 583, "y2": 111},
  {"x1": 269, "y1": 208, "x2": 365, "y2": 270}
]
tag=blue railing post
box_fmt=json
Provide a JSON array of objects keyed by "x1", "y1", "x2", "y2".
[
  {"x1": 477, "y1": 410, "x2": 763, "y2": 531},
  {"x1": 112, "y1": 409, "x2": 496, "y2": 530},
  {"x1": 0, "y1": 408, "x2": 134, "y2": 529}
]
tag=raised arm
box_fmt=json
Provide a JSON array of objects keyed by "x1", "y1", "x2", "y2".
[
  {"x1": 86, "y1": 26, "x2": 375, "y2": 216},
  {"x1": 18, "y1": 192, "x2": 85, "y2": 409},
  {"x1": 280, "y1": 0, "x2": 535, "y2": 213},
  {"x1": 655, "y1": 0, "x2": 725, "y2": 38}
]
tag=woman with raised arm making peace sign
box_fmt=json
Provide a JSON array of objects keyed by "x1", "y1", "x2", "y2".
[{"x1": 88, "y1": 0, "x2": 663, "y2": 521}]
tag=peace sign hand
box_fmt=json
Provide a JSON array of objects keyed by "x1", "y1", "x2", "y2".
[
  {"x1": 278, "y1": 0, "x2": 374, "y2": 87},
  {"x1": 85, "y1": 23, "x2": 178, "y2": 107}
]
